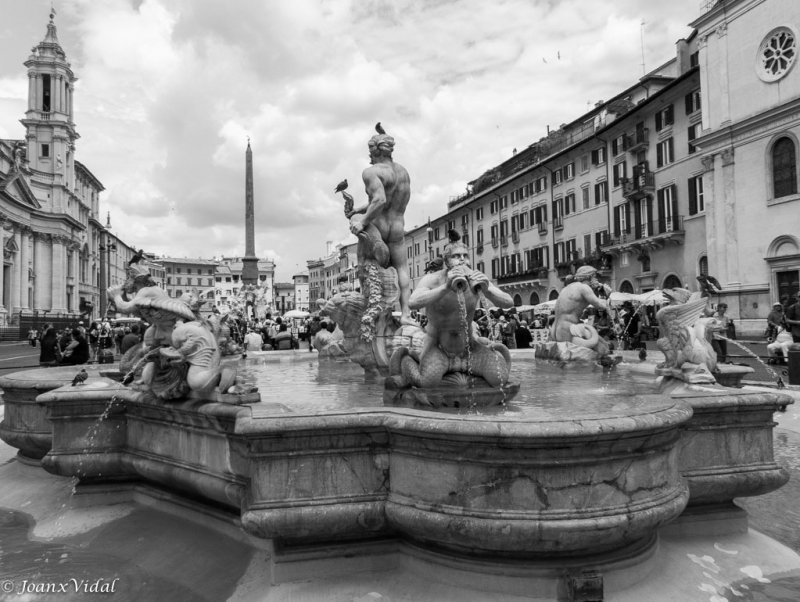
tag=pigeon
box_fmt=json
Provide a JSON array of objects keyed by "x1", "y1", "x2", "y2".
[
  {"x1": 334, "y1": 179, "x2": 348, "y2": 194},
  {"x1": 128, "y1": 248, "x2": 145, "y2": 266},
  {"x1": 71, "y1": 368, "x2": 88, "y2": 386},
  {"x1": 639, "y1": 348, "x2": 647, "y2": 362},
  {"x1": 375, "y1": 122, "x2": 386, "y2": 135}
]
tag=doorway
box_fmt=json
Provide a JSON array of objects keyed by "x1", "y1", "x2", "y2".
[{"x1": 777, "y1": 270, "x2": 799, "y2": 301}]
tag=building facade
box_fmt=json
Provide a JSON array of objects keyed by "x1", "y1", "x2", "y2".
[
  {"x1": 274, "y1": 282, "x2": 295, "y2": 313},
  {"x1": 0, "y1": 15, "x2": 140, "y2": 325},
  {"x1": 292, "y1": 272, "x2": 310, "y2": 311},
  {"x1": 159, "y1": 257, "x2": 218, "y2": 303},
  {"x1": 693, "y1": 0, "x2": 800, "y2": 333}
]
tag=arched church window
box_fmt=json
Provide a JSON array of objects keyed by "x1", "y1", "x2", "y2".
[
  {"x1": 773, "y1": 137, "x2": 797, "y2": 198},
  {"x1": 620, "y1": 280, "x2": 634, "y2": 294},
  {"x1": 663, "y1": 274, "x2": 682, "y2": 290},
  {"x1": 699, "y1": 255, "x2": 708, "y2": 277},
  {"x1": 529, "y1": 291, "x2": 540, "y2": 306}
]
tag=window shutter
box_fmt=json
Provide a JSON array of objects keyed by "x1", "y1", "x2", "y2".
[
  {"x1": 668, "y1": 137, "x2": 674, "y2": 163},
  {"x1": 591, "y1": 149, "x2": 599, "y2": 165},
  {"x1": 685, "y1": 93, "x2": 693, "y2": 115},
  {"x1": 666, "y1": 105, "x2": 674, "y2": 126},
  {"x1": 613, "y1": 164, "x2": 619, "y2": 187},
  {"x1": 542, "y1": 205, "x2": 547, "y2": 222},
  {"x1": 671, "y1": 185, "x2": 679, "y2": 227},
  {"x1": 657, "y1": 188, "x2": 666, "y2": 231},
  {"x1": 530, "y1": 208, "x2": 536, "y2": 225},
  {"x1": 633, "y1": 200, "x2": 642, "y2": 236},
  {"x1": 603, "y1": 181, "x2": 609, "y2": 203},
  {"x1": 624, "y1": 202, "x2": 632, "y2": 233},
  {"x1": 612, "y1": 139, "x2": 619, "y2": 155},
  {"x1": 657, "y1": 142, "x2": 663, "y2": 168},
  {"x1": 688, "y1": 178, "x2": 697, "y2": 215},
  {"x1": 655, "y1": 111, "x2": 662, "y2": 132},
  {"x1": 614, "y1": 205, "x2": 621, "y2": 236},
  {"x1": 595, "y1": 231, "x2": 603, "y2": 248}
]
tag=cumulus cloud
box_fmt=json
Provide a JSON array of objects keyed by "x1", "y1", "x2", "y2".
[{"x1": 0, "y1": 0, "x2": 699, "y2": 278}]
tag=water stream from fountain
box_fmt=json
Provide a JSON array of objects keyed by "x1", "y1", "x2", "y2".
[{"x1": 716, "y1": 335, "x2": 786, "y2": 388}]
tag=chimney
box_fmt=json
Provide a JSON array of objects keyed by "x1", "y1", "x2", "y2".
[{"x1": 326, "y1": 241, "x2": 333, "y2": 256}]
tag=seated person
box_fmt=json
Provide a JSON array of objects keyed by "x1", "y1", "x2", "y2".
[
  {"x1": 244, "y1": 329, "x2": 264, "y2": 351},
  {"x1": 38, "y1": 325, "x2": 59, "y2": 367},
  {"x1": 60, "y1": 328, "x2": 90, "y2": 365},
  {"x1": 767, "y1": 330, "x2": 793, "y2": 364},
  {"x1": 273, "y1": 323, "x2": 296, "y2": 350}
]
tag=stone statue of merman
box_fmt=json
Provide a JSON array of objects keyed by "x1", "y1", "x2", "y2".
[{"x1": 387, "y1": 232, "x2": 516, "y2": 404}]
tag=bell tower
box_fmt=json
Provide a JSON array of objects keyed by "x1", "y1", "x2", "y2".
[{"x1": 20, "y1": 11, "x2": 79, "y2": 211}]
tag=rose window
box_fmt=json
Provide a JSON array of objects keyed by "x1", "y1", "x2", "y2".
[{"x1": 757, "y1": 27, "x2": 797, "y2": 82}]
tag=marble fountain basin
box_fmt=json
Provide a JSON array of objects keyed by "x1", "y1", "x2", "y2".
[{"x1": 0, "y1": 355, "x2": 792, "y2": 561}]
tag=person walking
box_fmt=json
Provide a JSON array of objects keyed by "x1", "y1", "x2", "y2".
[{"x1": 28, "y1": 327, "x2": 38, "y2": 347}]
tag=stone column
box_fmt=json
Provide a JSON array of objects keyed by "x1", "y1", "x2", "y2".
[
  {"x1": 54, "y1": 75, "x2": 61, "y2": 114},
  {"x1": 720, "y1": 148, "x2": 739, "y2": 288},
  {"x1": 19, "y1": 228, "x2": 30, "y2": 310},
  {"x1": 28, "y1": 73, "x2": 36, "y2": 111},
  {"x1": 11, "y1": 228, "x2": 22, "y2": 316},
  {"x1": 68, "y1": 85, "x2": 74, "y2": 122},
  {"x1": 35, "y1": 234, "x2": 52, "y2": 311},
  {"x1": 716, "y1": 24, "x2": 730, "y2": 126},
  {"x1": 35, "y1": 74, "x2": 42, "y2": 112},
  {"x1": 51, "y1": 236, "x2": 67, "y2": 313}
]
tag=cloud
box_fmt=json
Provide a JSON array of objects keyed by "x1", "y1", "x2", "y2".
[{"x1": 0, "y1": 0, "x2": 699, "y2": 279}]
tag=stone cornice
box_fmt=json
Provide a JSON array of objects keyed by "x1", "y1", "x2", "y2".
[{"x1": 694, "y1": 96, "x2": 800, "y2": 154}]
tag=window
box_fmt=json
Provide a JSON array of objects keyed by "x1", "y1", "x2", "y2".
[
  {"x1": 434, "y1": 227, "x2": 440, "y2": 240},
  {"x1": 581, "y1": 154, "x2": 589, "y2": 173},
  {"x1": 461, "y1": 214, "x2": 469, "y2": 226},
  {"x1": 491, "y1": 258, "x2": 499, "y2": 279},
  {"x1": 657, "y1": 185, "x2": 678, "y2": 232},
  {"x1": 612, "y1": 161, "x2": 627, "y2": 187},
  {"x1": 177, "y1": 277, "x2": 182, "y2": 285},
  {"x1": 535, "y1": 176, "x2": 547, "y2": 192},
  {"x1": 42, "y1": 74, "x2": 51, "y2": 111},
  {"x1": 511, "y1": 189, "x2": 519, "y2": 204},
  {"x1": 511, "y1": 214, "x2": 519, "y2": 233},
  {"x1": 564, "y1": 193, "x2": 575, "y2": 215},
  {"x1": 655, "y1": 105, "x2": 674, "y2": 131},
  {"x1": 688, "y1": 123, "x2": 702, "y2": 154},
  {"x1": 490, "y1": 200, "x2": 498, "y2": 214},
  {"x1": 657, "y1": 138, "x2": 674, "y2": 168},
  {"x1": 477, "y1": 261, "x2": 485, "y2": 273},
  {"x1": 177, "y1": 267, "x2": 182, "y2": 273},
  {"x1": 187, "y1": 268, "x2": 192, "y2": 274},
  {"x1": 591, "y1": 147, "x2": 607, "y2": 166},
  {"x1": 519, "y1": 212, "x2": 527, "y2": 230},
  {"x1": 757, "y1": 27, "x2": 797, "y2": 83},
  {"x1": 463, "y1": 234, "x2": 469, "y2": 246},
  {"x1": 448, "y1": 220, "x2": 456, "y2": 231},
  {"x1": 688, "y1": 175, "x2": 705, "y2": 215},
  {"x1": 500, "y1": 195, "x2": 508, "y2": 209},
  {"x1": 582, "y1": 186, "x2": 590, "y2": 210},
  {"x1": 167, "y1": 267, "x2": 173, "y2": 274},
  {"x1": 612, "y1": 135, "x2": 626, "y2": 156},
  {"x1": 685, "y1": 90, "x2": 701, "y2": 115},
  {"x1": 476, "y1": 207, "x2": 484, "y2": 220},
  {"x1": 167, "y1": 277, "x2": 172, "y2": 285},
  {"x1": 584, "y1": 234, "x2": 592, "y2": 258},
  {"x1": 477, "y1": 229, "x2": 484, "y2": 244},
  {"x1": 594, "y1": 181, "x2": 608, "y2": 205},
  {"x1": 690, "y1": 51, "x2": 699, "y2": 68},
  {"x1": 490, "y1": 224, "x2": 498, "y2": 241},
  {"x1": 621, "y1": 253, "x2": 629, "y2": 267},
  {"x1": 554, "y1": 169, "x2": 563, "y2": 185},
  {"x1": 773, "y1": 137, "x2": 798, "y2": 198},
  {"x1": 564, "y1": 162, "x2": 574, "y2": 180},
  {"x1": 500, "y1": 219, "x2": 509, "y2": 237},
  {"x1": 41, "y1": 143, "x2": 50, "y2": 158},
  {"x1": 407, "y1": 246, "x2": 413, "y2": 259}
]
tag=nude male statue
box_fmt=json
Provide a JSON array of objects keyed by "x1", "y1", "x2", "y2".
[
  {"x1": 347, "y1": 134, "x2": 414, "y2": 325},
  {"x1": 399, "y1": 240, "x2": 513, "y2": 387},
  {"x1": 550, "y1": 265, "x2": 609, "y2": 349}
]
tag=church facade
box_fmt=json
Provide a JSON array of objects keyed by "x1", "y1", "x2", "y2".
[{"x1": 0, "y1": 15, "x2": 113, "y2": 326}]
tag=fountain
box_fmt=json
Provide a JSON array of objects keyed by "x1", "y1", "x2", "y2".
[{"x1": 0, "y1": 128, "x2": 797, "y2": 601}]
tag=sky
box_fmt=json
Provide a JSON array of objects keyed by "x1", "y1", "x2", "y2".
[{"x1": 0, "y1": 0, "x2": 702, "y2": 281}]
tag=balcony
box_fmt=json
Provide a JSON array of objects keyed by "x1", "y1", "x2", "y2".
[
  {"x1": 537, "y1": 222, "x2": 548, "y2": 235},
  {"x1": 622, "y1": 171, "x2": 654, "y2": 201},
  {"x1": 553, "y1": 216, "x2": 564, "y2": 230},
  {"x1": 511, "y1": 231, "x2": 520, "y2": 243},
  {"x1": 627, "y1": 128, "x2": 650, "y2": 154},
  {"x1": 501, "y1": 235, "x2": 509, "y2": 247},
  {"x1": 491, "y1": 238, "x2": 499, "y2": 249},
  {"x1": 476, "y1": 245, "x2": 484, "y2": 254},
  {"x1": 601, "y1": 216, "x2": 685, "y2": 254},
  {"x1": 496, "y1": 266, "x2": 550, "y2": 286}
]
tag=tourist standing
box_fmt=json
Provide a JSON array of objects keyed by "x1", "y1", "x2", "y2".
[
  {"x1": 712, "y1": 303, "x2": 731, "y2": 363},
  {"x1": 120, "y1": 324, "x2": 142, "y2": 355},
  {"x1": 244, "y1": 328, "x2": 263, "y2": 351},
  {"x1": 38, "y1": 325, "x2": 59, "y2": 367},
  {"x1": 27, "y1": 327, "x2": 38, "y2": 347},
  {"x1": 766, "y1": 302, "x2": 785, "y2": 341},
  {"x1": 515, "y1": 320, "x2": 533, "y2": 349}
]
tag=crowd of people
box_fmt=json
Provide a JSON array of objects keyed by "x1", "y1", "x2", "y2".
[{"x1": 27, "y1": 291, "x2": 800, "y2": 367}]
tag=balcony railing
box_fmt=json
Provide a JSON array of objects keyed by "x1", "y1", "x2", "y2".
[
  {"x1": 491, "y1": 238, "x2": 499, "y2": 249},
  {"x1": 501, "y1": 235, "x2": 509, "y2": 246},
  {"x1": 553, "y1": 216, "x2": 564, "y2": 230},
  {"x1": 607, "y1": 215, "x2": 684, "y2": 244},
  {"x1": 476, "y1": 245, "x2": 484, "y2": 254},
  {"x1": 621, "y1": 171, "x2": 655, "y2": 200},
  {"x1": 496, "y1": 266, "x2": 550, "y2": 284},
  {"x1": 537, "y1": 222, "x2": 547, "y2": 235},
  {"x1": 626, "y1": 128, "x2": 650, "y2": 153},
  {"x1": 511, "y1": 231, "x2": 520, "y2": 243}
]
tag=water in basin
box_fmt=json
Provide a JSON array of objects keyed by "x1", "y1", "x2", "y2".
[{"x1": 234, "y1": 355, "x2": 658, "y2": 417}]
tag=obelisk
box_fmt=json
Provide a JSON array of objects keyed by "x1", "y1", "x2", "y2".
[{"x1": 241, "y1": 138, "x2": 259, "y2": 285}]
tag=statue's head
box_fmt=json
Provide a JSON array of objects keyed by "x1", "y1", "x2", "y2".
[
  {"x1": 368, "y1": 134, "x2": 395, "y2": 162},
  {"x1": 574, "y1": 265, "x2": 598, "y2": 284},
  {"x1": 124, "y1": 263, "x2": 156, "y2": 294},
  {"x1": 443, "y1": 241, "x2": 470, "y2": 270}
]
